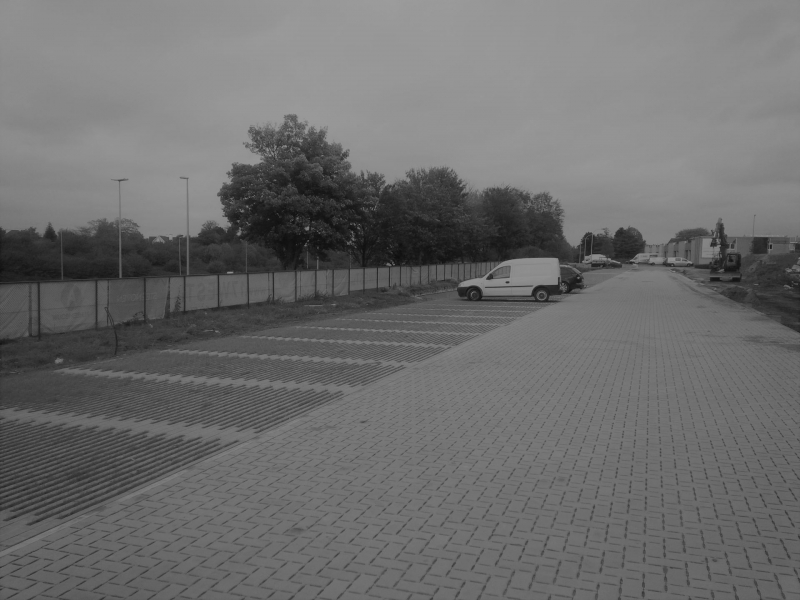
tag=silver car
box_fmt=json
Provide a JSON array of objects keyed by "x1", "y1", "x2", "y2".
[{"x1": 666, "y1": 257, "x2": 693, "y2": 267}]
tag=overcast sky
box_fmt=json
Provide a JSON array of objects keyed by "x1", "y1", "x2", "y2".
[{"x1": 2, "y1": 1, "x2": 798, "y2": 246}]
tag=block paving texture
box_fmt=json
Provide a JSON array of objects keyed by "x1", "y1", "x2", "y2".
[{"x1": 1, "y1": 268, "x2": 799, "y2": 599}]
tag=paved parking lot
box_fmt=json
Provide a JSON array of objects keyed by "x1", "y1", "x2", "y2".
[{"x1": 1, "y1": 268, "x2": 798, "y2": 599}]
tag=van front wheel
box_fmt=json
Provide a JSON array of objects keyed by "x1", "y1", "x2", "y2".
[
  {"x1": 466, "y1": 288, "x2": 482, "y2": 301},
  {"x1": 533, "y1": 288, "x2": 549, "y2": 302}
]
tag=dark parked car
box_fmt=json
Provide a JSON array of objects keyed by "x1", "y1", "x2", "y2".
[
  {"x1": 607, "y1": 259, "x2": 622, "y2": 268},
  {"x1": 560, "y1": 265, "x2": 585, "y2": 293}
]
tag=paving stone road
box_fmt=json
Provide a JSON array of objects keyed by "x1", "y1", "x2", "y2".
[{"x1": 1, "y1": 267, "x2": 798, "y2": 599}]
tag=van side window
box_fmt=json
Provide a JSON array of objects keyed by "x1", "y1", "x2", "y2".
[{"x1": 490, "y1": 266, "x2": 511, "y2": 279}]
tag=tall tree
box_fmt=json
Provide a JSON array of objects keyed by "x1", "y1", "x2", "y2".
[
  {"x1": 44, "y1": 222, "x2": 57, "y2": 242},
  {"x1": 612, "y1": 226, "x2": 645, "y2": 259},
  {"x1": 348, "y1": 171, "x2": 388, "y2": 266},
  {"x1": 674, "y1": 227, "x2": 710, "y2": 241},
  {"x1": 523, "y1": 192, "x2": 566, "y2": 252},
  {"x1": 480, "y1": 187, "x2": 527, "y2": 260},
  {"x1": 219, "y1": 115, "x2": 360, "y2": 269},
  {"x1": 381, "y1": 167, "x2": 471, "y2": 265},
  {"x1": 197, "y1": 220, "x2": 226, "y2": 246}
]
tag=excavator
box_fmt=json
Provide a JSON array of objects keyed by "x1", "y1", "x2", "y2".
[{"x1": 709, "y1": 218, "x2": 742, "y2": 282}]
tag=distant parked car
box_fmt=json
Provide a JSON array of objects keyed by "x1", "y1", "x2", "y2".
[
  {"x1": 648, "y1": 257, "x2": 668, "y2": 265},
  {"x1": 559, "y1": 265, "x2": 584, "y2": 293},
  {"x1": 666, "y1": 257, "x2": 693, "y2": 267},
  {"x1": 606, "y1": 260, "x2": 622, "y2": 268}
]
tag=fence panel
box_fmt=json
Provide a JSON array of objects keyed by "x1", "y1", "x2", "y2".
[
  {"x1": 350, "y1": 268, "x2": 364, "y2": 293},
  {"x1": 297, "y1": 271, "x2": 315, "y2": 298},
  {"x1": 145, "y1": 277, "x2": 170, "y2": 321},
  {"x1": 364, "y1": 267, "x2": 378, "y2": 291},
  {"x1": 389, "y1": 266, "x2": 401, "y2": 287},
  {"x1": 401, "y1": 266, "x2": 411, "y2": 286},
  {"x1": 106, "y1": 279, "x2": 145, "y2": 324},
  {"x1": 410, "y1": 266, "x2": 420, "y2": 285},
  {"x1": 333, "y1": 269, "x2": 349, "y2": 296},
  {"x1": 274, "y1": 271, "x2": 295, "y2": 302},
  {"x1": 377, "y1": 267, "x2": 390, "y2": 288},
  {"x1": 0, "y1": 283, "x2": 33, "y2": 339},
  {"x1": 185, "y1": 276, "x2": 218, "y2": 311},
  {"x1": 316, "y1": 270, "x2": 332, "y2": 297},
  {"x1": 165, "y1": 277, "x2": 184, "y2": 316},
  {"x1": 219, "y1": 274, "x2": 247, "y2": 308},
  {"x1": 40, "y1": 280, "x2": 97, "y2": 334},
  {"x1": 249, "y1": 273, "x2": 271, "y2": 304},
  {"x1": 421, "y1": 266, "x2": 430, "y2": 285}
]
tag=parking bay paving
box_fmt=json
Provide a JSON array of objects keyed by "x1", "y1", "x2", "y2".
[
  {"x1": 2, "y1": 269, "x2": 799, "y2": 599},
  {"x1": 0, "y1": 295, "x2": 549, "y2": 552}
]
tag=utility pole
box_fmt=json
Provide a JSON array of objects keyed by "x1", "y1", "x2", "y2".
[
  {"x1": 112, "y1": 178, "x2": 128, "y2": 278},
  {"x1": 180, "y1": 177, "x2": 190, "y2": 275}
]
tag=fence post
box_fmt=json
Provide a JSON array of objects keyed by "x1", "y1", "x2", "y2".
[
  {"x1": 247, "y1": 273, "x2": 250, "y2": 307},
  {"x1": 331, "y1": 269, "x2": 334, "y2": 299},
  {"x1": 28, "y1": 283, "x2": 32, "y2": 337},
  {"x1": 375, "y1": 266, "x2": 379, "y2": 291},
  {"x1": 362, "y1": 268, "x2": 366, "y2": 294},
  {"x1": 183, "y1": 276, "x2": 187, "y2": 313},
  {"x1": 143, "y1": 277, "x2": 147, "y2": 323},
  {"x1": 217, "y1": 274, "x2": 220, "y2": 308},
  {"x1": 37, "y1": 281, "x2": 41, "y2": 340},
  {"x1": 314, "y1": 268, "x2": 318, "y2": 298},
  {"x1": 94, "y1": 280, "x2": 98, "y2": 329},
  {"x1": 294, "y1": 270, "x2": 297, "y2": 303},
  {"x1": 347, "y1": 267, "x2": 351, "y2": 296}
]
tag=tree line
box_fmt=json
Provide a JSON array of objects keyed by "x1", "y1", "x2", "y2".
[
  {"x1": 218, "y1": 115, "x2": 573, "y2": 270},
  {"x1": 3, "y1": 113, "x2": 668, "y2": 282},
  {"x1": 0, "y1": 219, "x2": 276, "y2": 282}
]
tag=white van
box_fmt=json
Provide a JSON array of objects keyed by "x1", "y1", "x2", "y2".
[
  {"x1": 457, "y1": 258, "x2": 562, "y2": 302},
  {"x1": 582, "y1": 254, "x2": 607, "y2": 264},
  {"x1": 629, "y1": 253, "x2": 657, "y2": 264}
]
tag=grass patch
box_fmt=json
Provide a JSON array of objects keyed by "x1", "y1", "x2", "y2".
[{"x1": 0, "y1": 280, "x2": 458, "y2": 376}]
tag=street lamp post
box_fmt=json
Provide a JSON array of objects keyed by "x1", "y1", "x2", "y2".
[
  {"x1": 180, "y1": 177, "x2": 190, "y2": 275},
  {"x1": 112, "y1": 178, "x2": 128, "y2": 278}
]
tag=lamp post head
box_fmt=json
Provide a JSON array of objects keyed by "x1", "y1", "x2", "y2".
[
  {"x1": 180, "y1": 176, "x2": 189, "y2": 180},
  {"x1": 112, "y1": 178, "x2": 128, "y2": 182}
]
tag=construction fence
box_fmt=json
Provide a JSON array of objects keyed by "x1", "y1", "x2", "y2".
[{"x1": 0, "y1": 262, "x2": 497, "y2": 340}]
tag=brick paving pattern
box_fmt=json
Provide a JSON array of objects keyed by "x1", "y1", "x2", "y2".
[{"x1": 1, "y1": 268, "x2": 798, "y2": 599}]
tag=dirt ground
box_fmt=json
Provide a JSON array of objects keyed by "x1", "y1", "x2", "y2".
[{"x1": 673, "y1": 253, "x2": 800, "y2": 334}]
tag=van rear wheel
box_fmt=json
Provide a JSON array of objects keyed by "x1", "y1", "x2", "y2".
[
  {"x1": 466, "y1": 287, "x2": 482, "y2": 301},
  {"x1": 533, "y1": 288, "x2": 549, "y2": 302}
]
